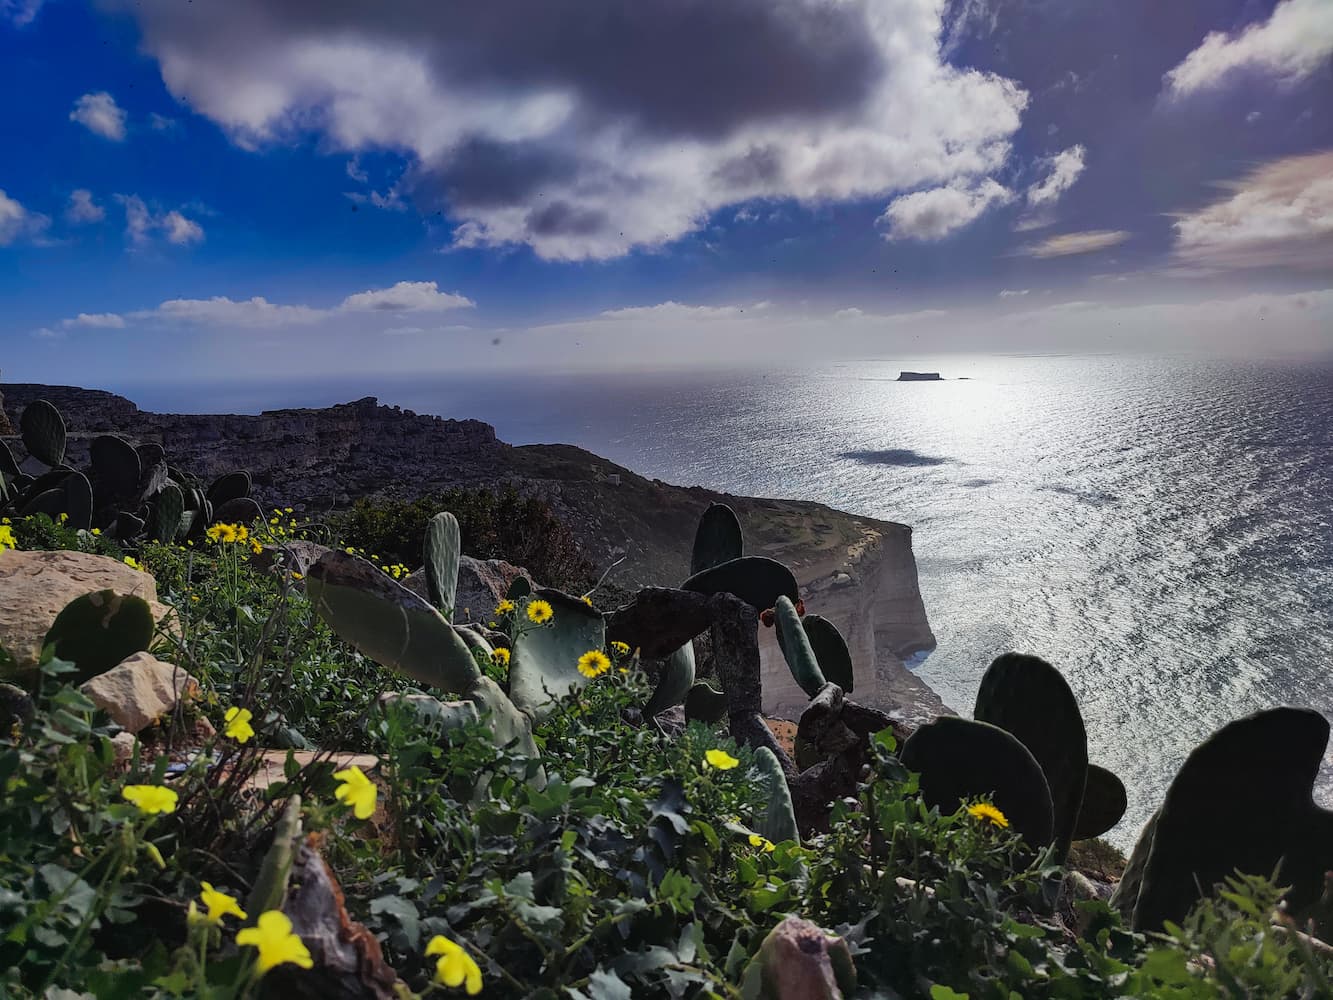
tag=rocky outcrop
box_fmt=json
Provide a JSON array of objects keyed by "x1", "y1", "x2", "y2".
[
  {"x1": 3, "y1": 385, "x2": 943, "y2": 723},
  {"x1": 0, "y1": 549, "x2": 176, "y2": 675},
  {"x1": 0, "y1": 387, "x2": 11, "y2": 435},
  {"x1": 81, "y1": 651, "x2": 202, "y2": 733}
]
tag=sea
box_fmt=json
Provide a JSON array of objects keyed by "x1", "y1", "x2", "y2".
[{"x1": 119, "y1": 353, "x2": 1333, "y2": 849}]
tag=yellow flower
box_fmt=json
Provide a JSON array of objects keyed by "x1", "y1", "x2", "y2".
[
  {"x1": 90, "y1": 527, "x2": 101, "y2": 536},
  {"x1": 425, "y1": 935, "x2": 483, "y2": 995},
  {"x1": 334, "y1": 765, "x2": 378, "y2": 820},
  {"x1": 250, "y1": 539, "x2": 263, "y2": 555},
  {"x1": 576, "y1": 649, "x2": 611, "y2": 679},
  {"x1": 190, "y1": 595, "x2": 200, "y2": 603},
  {"x1": 235, "y1": 524, "x2": 249, "y2": 543},
  {"x1": 237, "y1": 910, "x2": 313, "y2": 975},
  {"x1": 526, "y1": 599, "x2": 553, "y2": 625},
  {"x1": 291, "y1": 571, "x2": 304, "y2": 581},
  {"x1": 224, "y1": 707, "x2": 255, "y2": 744},
  {"x1": 58, "y1": 512, "x2": 68, "y2": 524},
  {"x1": 199, "y1": 881, "x2": 248, "y2": 924},
  {"x1": 748, "y1": 833, "x2": 776, "y2": 853},
  {"x1": 581, "y1": 595, "x2": 593, "y2": 606},
  {"x1": 270, "y1": 517, "x2": 280, "y2": 526},
  {"x1": 966, "y1": 802, "x2": 1010, "y2": 829},
  {"x1": 492, "y1": 648, "x2": 510, "y2": 666},
  {"x1": 123, "y1": 555, "x2": 144, "y2": 571},
  {"x1": 704, "y1": 749, "x2": 739, "y2": 771},
  {"x1": 494, "y1": 599, "x2": 515, "y2": 615},
  {"x1": 122, "y1": 784, "x2": 178, "y2": 815},
  {"x1": 610, "y1": 641, "x2": 630, "y2": 656},
  {"x1": 284, "y1": 507, "x2": 293, "y2": 514},
  {"x1": 0, "y1": 525, "x2": 15, "y2": 550},
  {"x1": 206, "y1": 523, "x2": 237, "y2": 544}
]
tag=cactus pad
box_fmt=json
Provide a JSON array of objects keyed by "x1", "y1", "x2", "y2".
[
  {"x1": 42, "y1": 589, "x2": 155, "y2": 684},
  {"x1": 691, "y1": 502, "x2": 743, "y2": 575},
  {"x1": 206, "y1": 470, "x2": 252, "y2": 506},
  {"x1": 644, "y1": 641, "x2": 695, "y2": 719},
  {"x1": 89, "y1": 435, "x2": 142, "y2": 505},
  {"x1": 508, "y1": 589, "x2": 605, "y2": 720},
  {"x1": 424, "y1": 511, "x2": 461, "y2": 616},
  {"x1": 19, "y1": 399, "x2": 66, "y2": 468},
  {"x1": 682, "y1": 556, "x2": 798, "y2": 612},
  {"x1": 684, "y1": 682, "x2": 728, "y2": 724},
  {"x1": 753, "y1": 745, "x2": 800, "y2": 847},
  {"x1": 774, "y1": 595, "x2": 827, "y2": 698},
  {"x1": 1072, "y1": 763, "x2": 1127, "y2": 841}
]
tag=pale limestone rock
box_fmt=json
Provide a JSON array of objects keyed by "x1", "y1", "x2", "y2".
[
  {"x1": 80, "y1": 651, "x2": 200, "y2": 733},
  {"x1": 0, "y1": 549, "x2": 176, "y2": 675}
]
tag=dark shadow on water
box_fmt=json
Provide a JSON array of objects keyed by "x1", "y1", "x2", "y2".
[{"x1": 840, "y1": 448, "x2": 951, "y2": 467}]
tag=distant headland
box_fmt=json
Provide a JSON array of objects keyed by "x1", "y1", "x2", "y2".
[{"x1": 896, "y1": 371, "x2": 942, "y2": 381}]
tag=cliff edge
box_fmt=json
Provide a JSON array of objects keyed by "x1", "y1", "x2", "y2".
[{"x1": 2, "y1": 384, "x2": 944, "y2": 725}]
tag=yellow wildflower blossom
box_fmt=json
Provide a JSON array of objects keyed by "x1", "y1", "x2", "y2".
[
  {"x1": 425, "y1": 935, "x2": 483, "y2": 995},
  {"x1": 0, "y1": 525, "x2": 15, "y2": 550},
  {"x1": 199, "y1": 882, "x2": 247, "y2": 924},
  {"x1": 334, "y1": 765, "x2": 378, "y2": 820},
  {"x1": 526, "y1": 599, "x2": 553, "y2": 625},
  {"x1": 581, "y1": 595, "x2": 593, "y2": 606},
  {"x1": 704, "y1": 749, "x2": 740, "y2": 771},
  {"x1": 250, "y1": 539, "x2": 263, "y2": 555},
  {"x1": 610, "y1": 641, "x2": 630, "y2": 656},
  {"x1": 206, "y1": 523, "x2": 237, "y2": 544},
  {"x1": 224, "y1": 707, "x2": 255, "y2": 744},
  {"x1": 90, "y1": 527, "x2": 101, "y2": 536},
  {"x1": 121, "y1": 784, "x2": 178, "y2": 815},
  {"x1": 966, "y1": 802, "x2": 1009, "y2": 829},
  {"x1": 492, "y1": 648, "x2": 510, "y2": 666},
  {"x1": 495, "y1": 599, "x2": 515, "y2": 615},
  {"x1": 123, "y1": 555, "x2": 144, "y2": 571},
  {"x1": 237, "y1": 910, "x2": 313, "y2": 975},
  {"x1": 576, "y1": 649, "x2": 611, "y2": 679},
  {"x1": 58, "y1": 512, "x2": 68, "y2": 524},
  {"x1": 748, "y1": 833, "x2": 776, "y2": 853}
]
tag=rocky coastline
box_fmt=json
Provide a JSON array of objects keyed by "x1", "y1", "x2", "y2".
[{"x1": 2, "y1": 383, "x2": 946, "y2": 726}]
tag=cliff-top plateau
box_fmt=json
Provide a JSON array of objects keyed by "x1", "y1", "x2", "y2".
[{"x1": 1, "y1": 383, "x2": 943, "y2": 725}]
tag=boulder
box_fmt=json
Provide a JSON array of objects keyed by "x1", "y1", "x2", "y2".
[
  {"x1": 0, "y1": 549, "x2": 176, "y2": 676},
  {"x1": 251, "y1": 540, "x2": 335, "y2": 579},
  {"x1": 403, "y1": 555, "x2": 534, "y2": 623},
  {"x1": 80, "y1": 651, "x2": 201, "y2": 733}
]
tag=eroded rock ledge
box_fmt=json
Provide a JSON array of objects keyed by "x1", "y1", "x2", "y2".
[{"x1": 2, "y1": 384, "x2": 945, "y2": 726}]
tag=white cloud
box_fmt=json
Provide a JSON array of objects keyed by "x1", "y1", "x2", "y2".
[
  {"x1": 65, "y1": 189, "x2": 105, "y2": 224},
  {"x1": 1025, "y1": 145, "x2": 1086, "y2": 209},
  {"x1": 998, "y1": 289, "x2": 1029, "y2": 297},
  {"x1": 118, "y1": 0, "x2": 1030, "y2": 260},
  {"x1": 1, "y1": 0, "x2": 44, "y2": 26},
  {"x1": 115, "y1": 195, "x2": 205, "y2": 247},
  {"x1": 63, "y1": 313, "x2": 126, "y2": 329},
  {"x1": 0, "y1": 189, "x2": 51, "y2": 245},
  {"x1": 148, "y1": 112, "x2": 178, "y2": 131},
  {"x1": 1164, "y1": 0, "x2": 1333, "y2": 98},
  {"x1": 133, "y1": 296, "x2": 324, "y2": 328},
  {"x1": 833, "y1": 307, "x2": 865, "y2": 320},
  {"x1": 1021, "y1": 229, "x2": 1130, "y2": 258},
  {"x1": 598, "y1": 300, "x2": 761, "y2": 321},
  {"x1": 339, "y1": 280, "x2": 474, "y2": 312},
  {"x1": 878, "y1": 179, "x2": 1013, "y2": 241},
  {"x1": 1172, "y1": 151, "x2": 1333, "y2": 269},
  {"x1": 70, "y1": 92, "x2": 127, "y2": 141}
]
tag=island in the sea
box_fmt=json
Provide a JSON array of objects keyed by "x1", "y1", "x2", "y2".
[{"x1": 897, "y1": 371, "x2": 942, "y2": 381}]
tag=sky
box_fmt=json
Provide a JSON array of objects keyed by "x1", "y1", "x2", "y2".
[{"x1": 1, "y1": 0, "x2": 1331, "y2": 383}]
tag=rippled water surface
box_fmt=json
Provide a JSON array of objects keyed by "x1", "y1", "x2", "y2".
[{"x1": 132, "y1": 355, "x2": 1333, "y2": 847}]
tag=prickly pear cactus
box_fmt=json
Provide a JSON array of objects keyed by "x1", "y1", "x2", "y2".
[
  {"x1": 644, "y1": 641, "x2": 695, "y2": 719},
  {"x1": 801, "y1": 615, "x2": 853, "y2": 693},
  {"x1": 740, "y1": 916, "x2": 856, "y2": 1000},
  {"x1": 508, "y1": 590, "x2": 605, "y2": 720},
  {"x1": 206, "y1": 470, "x2": 252, "y2": 507},
  {"x1": 1129, "y1": 707, "x2": 1333, "y2": 931},
  {"x1": 245, "y1": 794, "x2": 303, "y2": 917},
  {"x1": 900, "y1": 715, "x2": 1055, "y2": 848},
  {"x1": 424, "y1": 511, "x2": 461, "y2": 616},
  {"x1": 973, "y1": 653, "x2": 1087, "y2": 862},
  {"x1": 19, "y1": 399, "x2": 65, "y2": 468},
  {"x1": 684, "y1": 681, "x2": 728, "y2": 724},
  {"x1": 1109, "y1": 810, "x2": 1157, "y2": 921},
  {"x1": 1072, "y1": 763, "x2": 1127, "y2": 841},
  {"x1": 42, "y1": 590, "x2": 156, "y2": 683},
  {"x1": 691, "y1": 502, "x2": 743, "y2": 575},
  {"x1": 89, "y1": 434, "x2": 142, "y2": 505},
  {"x1": 152, "y1": 484, "x2": 185, "y2": 544},
  {"x1": 682, "y1": 556, "x2": 798, "y2": 612},
  {"x1": 753, "y1": 745, "x2": 800, "y2": 847},
  {"x1": 774, "y1": 595, "x2": 826, "y2": 698},
  {"x1": 61, "y1": 471, "x2": 93, "y2": 531}
]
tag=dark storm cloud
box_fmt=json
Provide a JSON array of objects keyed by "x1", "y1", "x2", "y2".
[{"x1": 419, "y1": 139, "x2": 581, "y2": 211}]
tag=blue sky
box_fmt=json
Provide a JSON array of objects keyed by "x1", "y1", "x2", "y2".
[{"x1": 2, "y1": 0, "x2": 1331, "y2": 383}]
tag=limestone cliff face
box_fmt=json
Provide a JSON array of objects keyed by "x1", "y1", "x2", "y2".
[{"x1": 3, "y1": 383, "x2": 943, "y2": 724}]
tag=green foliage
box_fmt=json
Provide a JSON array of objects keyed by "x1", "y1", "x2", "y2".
[
  {"x1": 336, "y1": 486, "x2": 596, "y2": 591},
  {"x1": 42, "y1": 589, "x2": 156, "y2": 684}
]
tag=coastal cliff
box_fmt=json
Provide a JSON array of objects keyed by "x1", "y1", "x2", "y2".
[{"x1": 2, "y1": 384, "x2": 945, "y2": 725}]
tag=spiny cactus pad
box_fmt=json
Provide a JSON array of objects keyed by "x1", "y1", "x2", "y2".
[
  {"x1": 774, "y1": 595, "x2": 827, "y2": 698},
  {"x1": 900, "y1": 715, "x2": 1054, "y2": 848},
  {"x1": 19, "y1": 399, "x2": 66, "y2": 468},
  {"x1": 691, "y1": 502, "x2": 743, "y2": 575},
  {"x1": 508, "y1": 589, "x2": 606, "y2": 720},
  {"x1": 1072, "y1": 763, "x2": 1127, "y2": 841},
  {"x1": 43, "y1": 589, "x2": 155, "y2": 684},
  {"x1": 753, "y1": 745, "x2": 800, "y2": 847},
  {"x1": 1128, "y1": 707, "x2": 1333, "y2": 931},
  {"x1": 973, "y1": 652, "x2": 1087, "y2": 862},
  {"x1": 682, "y1": 556, "x2": 798, "y2": 612},
  {"x1": 684, "y1": 682, "x2": 728, "y2": 724},
  {"x1": 424, "y1": 510, "x2": 461, "y2": 616},
  {"x1": 644, "y1": 642, "x2": 696, "y2": 719}
]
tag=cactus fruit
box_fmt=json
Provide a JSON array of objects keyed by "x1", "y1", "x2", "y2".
[
  {"x1": 1073, "y1": 764, "x2": 1127, "y2": 841},
  {"x1": 89, "y1": 434, "x2": 142, "y2": 505},
  {"x1": 682, "y1": 556, "x2": 799, "y2": 613},
  {"x1": 1126, "y1": 707, "x2": 1333, "y2": 931},
  {"x1": 900, "y1": 716, "x2": 1054, "y2": 848},
  {"x1": 644, "y1": 642, "x2": 695, "y2": 720},
  {"x1": 508, "y1": 589, "x2": 606, "y2": 720},
  {"x1": 753, "y1": 745, "x2": 800, "y2": 847},
  {"x1": 151, "y1": 484, "x2": 185, "y2": 544},
  {"x1": 42, "y1": 590, "x2": 156, "y2": 684},
  {"x1": 684, "y1": 682, "x2": 728, "y2": 724},
  {"x1": 774, "y1": 596, "x2": 827, "y2": 698},
  {"x1": 973, "y1": 653, "x2": 1087, "y2": 862},
  {"x1": 691, "y1": 502, "x2": 743, "y2": 575},
  {"x1": 19, "y1": 399, "x2": 66, "y2": 468},
  {"x1": 424, "y1": 511, "x2": 461, "y2": 616},
  {"x1": 206, "y1": 470, "x2": 252, "y2": 506}
]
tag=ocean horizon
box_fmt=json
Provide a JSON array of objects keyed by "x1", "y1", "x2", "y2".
[{"x1": 102, "y1": 352, "x2": 1333, "y2": 848}]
